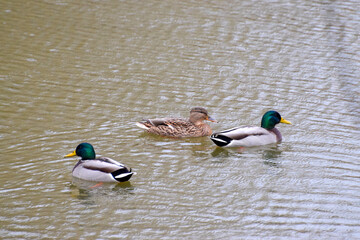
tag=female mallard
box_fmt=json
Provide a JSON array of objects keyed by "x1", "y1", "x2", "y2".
[
  {"x1": 136, "y1": 107, "x2": 216, "y2": 137},
  {"x1": 210, "y1": 111, "x2": 291, "y2": 147},
  {"x1": 64, "y1": 143, "x2": 134, "y2": 182}
]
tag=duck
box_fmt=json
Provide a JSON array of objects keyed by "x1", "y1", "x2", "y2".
[
  {"x1": 210, "y1": 110, "x2": 291, "y2": 147},
  {"x1": 64, "y1": 143, "x2": 134, "y2": 182},
  {"x1": 136, "y1": 107, "x2": 216, "y2": 138}
]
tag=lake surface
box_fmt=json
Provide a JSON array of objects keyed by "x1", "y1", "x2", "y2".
[{"x1": 1, "y1": 0, "x2": 359, "y2": 239}]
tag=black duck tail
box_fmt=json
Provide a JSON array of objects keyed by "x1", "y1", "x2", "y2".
[
  {"x1": 210, "y1": 134, "x2": 232, "y2": 147},
  {"x1": 111, "y1": 168, "x2": 134, "y2": 182}
]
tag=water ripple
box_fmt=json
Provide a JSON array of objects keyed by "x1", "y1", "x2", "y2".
[{"x1": 1, "y1": 0, "x2": 359, "y2": 239}]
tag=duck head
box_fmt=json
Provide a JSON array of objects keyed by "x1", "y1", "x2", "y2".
[
  {"x1": 189, "y1": 107, "x2": 216, "y2": 125},
  {"x1": 261, "y1": 111, "x2": 291, "y2": 130},
  {"x1": 65, "y1": 142, "x2": 96, "y2": 160}
]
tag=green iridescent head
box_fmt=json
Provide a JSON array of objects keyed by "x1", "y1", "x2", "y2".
[
  {"x1": 261, "y1": 111, "x2": 292, "y2": 129},
  {"x1": 65, "y1": 142, "x2": 96, "y2": 160}
]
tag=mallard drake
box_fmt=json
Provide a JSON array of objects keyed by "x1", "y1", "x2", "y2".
[
  {"x1": 64, "y1": 143, "x2": 134, "y2": 182},
  {"x1": 136, "y1": 107, "x2": 216, "y2": 137},
  {"x1": 210, "y1": 111, "x2": 291, "y2": 147}
]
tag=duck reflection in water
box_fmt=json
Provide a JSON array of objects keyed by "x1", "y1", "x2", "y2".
[
  {"x1": 70, "y1": 177, "x2": 134, "y2": 201},
  {"x1": 262, "y1": 147, "x2": 283, "y2": 167},
  {"x1": 211, "y1": 145, "x2": 283, "y2": 168}
]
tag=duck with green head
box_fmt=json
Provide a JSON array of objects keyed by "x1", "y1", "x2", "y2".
[
  {"x1": 210, "y1": 111, "x2": 292, "y2": 147},
  {"x1": 65, "y1": 143, "x2": 134, "y2": 182}
]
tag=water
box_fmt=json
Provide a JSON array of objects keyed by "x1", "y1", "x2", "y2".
[{"x1": 1, "y1": 0, "x2": 359, "y2": 239}]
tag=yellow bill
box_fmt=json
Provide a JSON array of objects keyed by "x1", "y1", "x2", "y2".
[
  {"x1": 280, "y1": 117, "x2": 292, "y2": 125},
  {"x1": 64, "y1": 150, "x2": 76, "y2": 158}
]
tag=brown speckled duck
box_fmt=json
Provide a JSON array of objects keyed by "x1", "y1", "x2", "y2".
[{"x1": 136, "y1": 107, "x2": 216, "y2": 137}]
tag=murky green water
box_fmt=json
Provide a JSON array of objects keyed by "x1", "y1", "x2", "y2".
[{"x1": 1, "y1": 0, "x2": 359, "y2": 239}]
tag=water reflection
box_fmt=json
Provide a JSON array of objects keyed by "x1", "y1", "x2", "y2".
[
  {"x1": 262, "y1": 147, "x2": 282, "y2": 167},
  {"x1": 70, "y1": 178, "x2": 135, "y2": 201},
  {"x1": 211, "y1": 147, "x2": 231, "y2": 158},
  {"x1": 262, "y1": 147, "x2": 282, "y2": 159},
  {"x1": 211, "y1": 145, "x2": 284, "y2": 169}
]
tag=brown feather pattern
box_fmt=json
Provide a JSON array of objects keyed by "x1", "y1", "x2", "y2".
[{"x1": 137, "y1": 107, "x2": 215, "y2": 137}]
